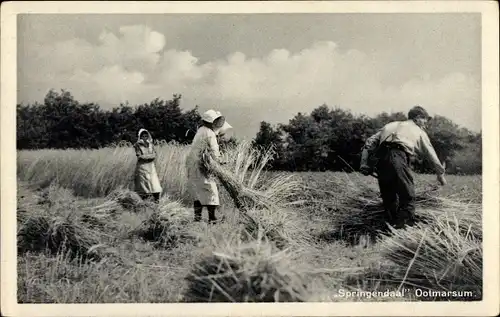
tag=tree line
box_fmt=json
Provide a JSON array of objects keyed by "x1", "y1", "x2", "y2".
[
  {"x1": 253, "y1": 105, "x2": 481, "y2": 174},
  {"x1": 17, "y1": 90, "x2": 481, "y2": 175},
  {"x1": 17, "y1": 90, "x2": 201, "y2": 149}
]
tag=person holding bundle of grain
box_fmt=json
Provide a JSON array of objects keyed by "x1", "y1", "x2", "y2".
[
  {"x1": 359, "y1": 105, "x2": 447, "y2": 229},
  {"x1": 134, "y1": 128, "x2": 162, "y2": 203},
  {"x1": 186, "y1": 110, "x2": 232, "y2": 224}
]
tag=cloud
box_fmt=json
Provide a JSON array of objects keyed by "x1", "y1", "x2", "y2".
[{"x1": 19, "y1": 24, "x2": 481, "y2": 138}]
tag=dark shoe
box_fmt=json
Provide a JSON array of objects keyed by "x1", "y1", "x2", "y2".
[
  {"x1": 393, "y1": 223, "x2": 406, "y2": 229},
  {"x1": 392, "y1": 219, "x2": 410, "y2": 229},
  {"x1": 389, "y1": 217, "x2": 404, "y2": 229},
  {"x1": 403, "y1": 219, "x2": 415, "y2": 228}
]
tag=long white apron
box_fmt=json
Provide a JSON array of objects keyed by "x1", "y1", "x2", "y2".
[
  {"x1": 134, "y1": 141, "x2": 163, "y2": 194},
  {"x1": 185, "y1": 126, "x2": 221, "y2": 206}
]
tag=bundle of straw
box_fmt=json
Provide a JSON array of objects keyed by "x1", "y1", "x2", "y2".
[
  {"x1": 243, "y1": 208, "x2": 312, "y2": 249},
  {"x1": 339, "y1": 199, "x2": 482, "y2": 300},
  {"x1": 156, "y1": 197, "x2": 194, "y2": 225},
  {"x1": 203, "y1": 155, "x2": 275, "y2": 211},
  {"x1": 132, "y1": 213, "x2": 184, "y2": 248},
  {"x1": 199, "y1": 142, "x2": 309, "y2": 249},
  {"x1": 88, "y1": 189, "x2": 146, "y2": 218},
  {"x1": 340, "y1": 178, "x2": 441, "y2": 212},
  {"x1": 201, "y1": 150, "x2": 275, "y2": 213},
  {"x1": 107, "y1": 189, "x2": 145, "y2": 211},
  {"x1": 425, "y1": 198, "x2": 482, "y2": 241},
  {"x1": 184, "y1": 232, "x2": 312, "y2": 302},
  {"x1": 327, "y1": 176, "x2": 446, "y2": 242},
  {"x1": 35, "y1": 183, "x2": 77, "y2": 208},
  {"x1": 130, "y1": 198, "x2": 197, "y2": 248},
  {"x1": 80, "y1": 212, "x2": 108, "y2": 229},
  {"x1": 379, "y1": 211, "x2": 482, "y2": 300},
  {"x1": 17, "y1": 211, "x2": 103, "y2": 260}
]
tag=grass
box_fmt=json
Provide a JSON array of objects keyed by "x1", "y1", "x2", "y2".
[
  {"x1": 16, "y1": 142, "x2": 483, "y2": 303},
  {"x1": 17, "y1": 143, "x2": 190, "y2": 201}
]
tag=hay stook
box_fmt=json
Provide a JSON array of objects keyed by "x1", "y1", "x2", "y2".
[
  {"x1": 184, "y1": 233, "x2": 312, "y2": 302},
  {"x1": 129, "y1": 198, "x2": 198, "y2": 249}
]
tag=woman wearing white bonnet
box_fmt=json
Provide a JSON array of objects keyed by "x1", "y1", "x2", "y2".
[
  {"x1": 134, "y1": 128, "x2": 162, "y2": 203},
  {"x1": 185, "y1": 109, "x2": 232, "y2": 223}
]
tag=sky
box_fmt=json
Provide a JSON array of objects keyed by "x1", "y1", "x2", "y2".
[{"x1": 18, "y1": 13, "x2": 481, "y2": 138}]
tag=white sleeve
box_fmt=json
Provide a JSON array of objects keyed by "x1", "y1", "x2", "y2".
[{"x1": 208, "y1": 131, "x2": 221, "y2": 158}]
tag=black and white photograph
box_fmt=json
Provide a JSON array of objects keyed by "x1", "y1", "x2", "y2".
[{"x1": 1, "y1": 1, "x2": 499, "y2": 316}]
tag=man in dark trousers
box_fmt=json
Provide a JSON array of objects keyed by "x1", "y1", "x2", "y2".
[{"x1": 359, "y1": 105, "x2": 447, "y2": 229}]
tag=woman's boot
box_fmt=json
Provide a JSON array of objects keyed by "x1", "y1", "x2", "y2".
[
  {"x1": 194, "y1": 200, "x2": 202, "y2": 222},
  {"x1": 208, "y1": 206, "x2": 225, "y2": 224}
]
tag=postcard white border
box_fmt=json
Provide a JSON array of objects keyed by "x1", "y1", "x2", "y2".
[{"x1": 2, "y1": 1, "x2": 499, "y2": 316}]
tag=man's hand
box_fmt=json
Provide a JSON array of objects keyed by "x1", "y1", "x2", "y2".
[
  {"x1": 437, "y1": 174, "x2": 447, "y2": 186},
  {"x1": 436, "y1": 161, "x2": 447, "y2": 186},
  {"x1": 359, "y1": 165, "x2": 371, "y2": 176}
]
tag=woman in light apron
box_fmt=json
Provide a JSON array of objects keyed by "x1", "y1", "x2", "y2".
[
  {"x1": 134, "y1": 128, "x2": 162, "y2": 203},
  {"x1": 185, "y1": 110, "x2": 232, "y2": 223}
]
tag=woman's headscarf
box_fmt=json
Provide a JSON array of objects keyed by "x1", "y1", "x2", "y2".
[{"x1": 137, "y1": 128, "x2": 153, "y2": 145}]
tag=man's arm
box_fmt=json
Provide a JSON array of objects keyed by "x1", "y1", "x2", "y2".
[
  {"x1": 360, "y1": 130, "x2": 382, "y2": 168},
  {"x1": 418, "y1": 132, "x2": 446, "y2": 175}
]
